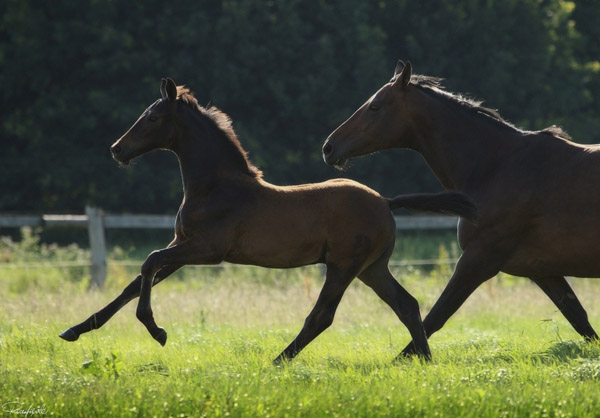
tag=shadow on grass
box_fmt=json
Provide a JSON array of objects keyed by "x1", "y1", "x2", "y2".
[{"x1": 535, "y1": 340, "x2": 600, "y2": 363}]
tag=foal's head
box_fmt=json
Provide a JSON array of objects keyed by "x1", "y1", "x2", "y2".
[
  {"x1": 111, "y1": 78, "x2": 180, "y2": 165},
  {"x1": 322, "y1": 61, "x2": 420, "y2": 168},
  {"x1": 111, "y1": 78, "x2": 262, "y2": 178}
]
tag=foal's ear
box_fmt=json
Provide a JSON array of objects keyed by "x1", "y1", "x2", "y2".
[
  {"x1": 393, "y1": 61, "x2": 412, "y2": 88},
  {"x1": 165, "y1": 78, "x2": 177, "y2": 102},
  {"x1": 394, "y1": 60, "x2": 405, "y2": 77}
]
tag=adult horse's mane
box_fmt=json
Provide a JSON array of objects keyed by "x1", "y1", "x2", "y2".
[
  {"x1": 176, "y1": 86, "x2": 263, "y2": 178},
  {"x1": 395, "y1": 73, "x2": 572, "y2": 141}
]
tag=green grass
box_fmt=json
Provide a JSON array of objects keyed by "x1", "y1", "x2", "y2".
[
  {"x1": 2, "y1": 263, "x2": 600, "y2": 417},
  {"x1": 1, "y1": 231, "x2": 600, "y2": 417}
]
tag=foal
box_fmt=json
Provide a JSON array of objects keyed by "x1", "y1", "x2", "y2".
[{"x1": 60, "y1": 78, "x2": 477, "y2": 362}]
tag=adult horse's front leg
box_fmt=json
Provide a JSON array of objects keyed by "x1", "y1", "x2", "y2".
[
  {"x1": 135, "y1": 239, "x2": 222, "y2": 346},
  {"x1": 399, "y1": 247, "x2": 502, "y2": 358}
]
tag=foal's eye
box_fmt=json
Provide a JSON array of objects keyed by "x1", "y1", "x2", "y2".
[
  {"x1": 369, "y1": 104, "x2": 381, "y2": 112},
  {"x1": 148, "y1": 115, "x2": 158, "y2": 122}
]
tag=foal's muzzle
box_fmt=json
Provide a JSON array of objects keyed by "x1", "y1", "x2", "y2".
[
  {"x1": 110, "y1": 144, "x2": 122, "y2": 157},
  {"x1": 110, "y1": 143, "x2": 130, "y2": 166}
]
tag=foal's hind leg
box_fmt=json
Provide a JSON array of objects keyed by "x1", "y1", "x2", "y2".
[
  {"x1": 59, "y1": 264, "x2": 182, "y2": 342},
  {"x1": 529, "y1": 275, "x2": 599, "y2": 341},
  {"x1": 400, "y1": 246, "x2": 502, "y2": 357},
  {"x1": 358, "y1": 256, "x2": 431, "y2": 360},
  {"x1": 273, "y1": 264, "x2": 355, "y2": 364}
]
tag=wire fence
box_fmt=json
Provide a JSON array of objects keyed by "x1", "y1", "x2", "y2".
[
  {"x1": 0, "y1": 258, "x2": 459, "y2": 270},
  {"x1": 0, "y1": 208, "x2": 461, "y2": 286}
]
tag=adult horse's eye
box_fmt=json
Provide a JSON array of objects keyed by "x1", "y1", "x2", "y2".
[
  {"x1": 148, "y1": 115, "x2": 158, "y2": 122},
  {"x1": 369, "y1": 104, "x2": 381, "y2": 112}
]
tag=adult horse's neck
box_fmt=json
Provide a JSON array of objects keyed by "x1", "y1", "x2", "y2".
[
  {"x1": 406, "y1": 87, "x2": 524, "y2": 191},
  {"x1": 170, "y1": 106, "x2": 259, "y2": 197}
]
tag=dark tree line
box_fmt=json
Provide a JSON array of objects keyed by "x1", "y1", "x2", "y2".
[{"x1": 1, "y1": 0, "x2": 599, "y2": 214}]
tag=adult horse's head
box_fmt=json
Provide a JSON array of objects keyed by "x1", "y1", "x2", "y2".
[
  {"x1": 322, "y1": 61, "x2": 417, "y2": 168},
  {"x1": 110, "y1": 78, "x2": 179, "y2": 165}
]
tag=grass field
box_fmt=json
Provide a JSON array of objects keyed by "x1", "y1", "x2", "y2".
[{"x1": 1, "y1": 232, "x2": 600, "y2": 417}]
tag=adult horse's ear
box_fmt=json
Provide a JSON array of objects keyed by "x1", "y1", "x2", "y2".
[
  {"x1": 160, "y1": 79, "x2": 168, "y2": 99},
  {"x1": 394, "y1": 60, "x2": 405, "y2": 77},
  {"x1": 393, "y1": 61, "x2": 412, "y2": 88},
  {"x1": 165, "y1": 78, "x2": 177, "y2": 102}
]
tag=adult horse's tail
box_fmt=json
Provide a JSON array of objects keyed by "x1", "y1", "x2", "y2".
[{"x1": 387, "y1": 192, "x2": 478, "y2": 221}]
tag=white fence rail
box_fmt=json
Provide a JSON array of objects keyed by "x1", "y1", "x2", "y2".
[{"x1": 0, "y1": 207, "x2": 459, "y2": 287}]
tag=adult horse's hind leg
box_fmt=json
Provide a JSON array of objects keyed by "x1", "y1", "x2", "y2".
[
  {"x1": 529, "y1": 275, "x2": 599, "y2": 341},
  {"x1": 358, "y1": 255, "x2": 431, "y2": 360},
  {"x1": 273, "y1": 263, "x2": 355, "y2": 364},
  {"x1": 59, "y1": 264, "x2": 182, "y2": 342}
]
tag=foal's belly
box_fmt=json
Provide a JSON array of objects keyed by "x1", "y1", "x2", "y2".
[{"x1": 225, "y1": 241, "x2": 324, "y2": 269}]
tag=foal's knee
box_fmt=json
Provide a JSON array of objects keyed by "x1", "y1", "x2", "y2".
[{"x1": 141, "y1": 251, "x2": 162, "y2": 278}]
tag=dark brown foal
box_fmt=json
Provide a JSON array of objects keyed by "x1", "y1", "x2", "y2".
[{"x1": 60, "y1": 78, "x2": 477, "y2": 362}]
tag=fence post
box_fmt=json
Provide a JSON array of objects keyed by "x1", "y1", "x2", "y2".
[{"x1": 86, "y1": 206, "x2": 107, "y2": 288}]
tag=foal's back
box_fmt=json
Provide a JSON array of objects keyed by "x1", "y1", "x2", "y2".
[{"x1": 224, "y1": 178, "x2": 395, "y2": 270}]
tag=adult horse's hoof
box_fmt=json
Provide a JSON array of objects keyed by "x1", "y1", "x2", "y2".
[
  {"x1": 59, "y1": 328, "x2": 79, "y2": 342},
  {"x1": 152, "y1": 328, "x2": 167, "y2": 346},
  {"x1": 393, "y1": 351, "x2": 432, "y2": 363}
]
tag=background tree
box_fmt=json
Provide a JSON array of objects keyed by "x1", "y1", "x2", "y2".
[{"x1": 1, "y1": 0, "x2": 598, "y2": 214}]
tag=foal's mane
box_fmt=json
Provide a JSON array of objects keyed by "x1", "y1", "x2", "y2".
[
  {"x1": 404, "y1": 74, "x2": 572, "y2": 141},
  {"x1": 176, "y1": 86, "x2": 263, "y2": 178}
]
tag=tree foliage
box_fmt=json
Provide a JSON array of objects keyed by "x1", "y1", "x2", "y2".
[{"x1": 1, "y1": 0, "x2": 598, "y2": 213}]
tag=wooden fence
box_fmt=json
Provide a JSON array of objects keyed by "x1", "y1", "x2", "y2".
[{"x1": 0, "y1": 207, "x2": 459, "y2": 287}]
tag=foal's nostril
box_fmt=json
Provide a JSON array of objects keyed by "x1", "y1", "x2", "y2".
[
  {"x1": 323, "y1": 143, "x2": 333, "y2": 156},
  {"x1": 111, "y1": 145, "x2": 122, "y2": 156}
]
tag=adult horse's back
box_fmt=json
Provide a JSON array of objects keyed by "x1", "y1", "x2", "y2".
[{"x1": 322, "y1": 60, "x2": 600, "y2": 356}]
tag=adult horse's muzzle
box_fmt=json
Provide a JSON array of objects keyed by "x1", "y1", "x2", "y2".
[{"x1": 322, "y1": 140, "x2": 347, "y2": 170}]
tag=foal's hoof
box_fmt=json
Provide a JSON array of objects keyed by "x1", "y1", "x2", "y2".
[
  {"x1": 59, "y1": 328, "x2": 79, "y2": 342},
  {"x1": 152, "y1": 328, "x2": 168, "y2": 346}
]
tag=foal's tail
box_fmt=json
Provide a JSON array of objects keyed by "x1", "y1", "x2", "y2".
[{"x1": 387, "y1": 192, "x2": 478, "y2": 221}]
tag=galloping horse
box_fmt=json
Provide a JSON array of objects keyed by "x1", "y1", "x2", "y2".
[
  {"x1": 322, "y1": 61, "x2": 600, "y2": 357},
  {"x1": 60, "y1": 78, "x2": 477, "y2": 362}
]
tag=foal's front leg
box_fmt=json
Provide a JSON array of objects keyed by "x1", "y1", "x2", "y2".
[
  {"x1": 136, "y1": 239, "x2": 222, "y2": 346},
  {"x1": 59, "y1": 264, "x2": 181, "y2": 342}
]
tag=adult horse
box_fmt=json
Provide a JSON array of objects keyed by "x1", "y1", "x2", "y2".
[
  {"x1": 59, "y1": 78, "x2": 478, "y2": 362},
  {"x1": 322, "y1": 61, "x2": 600, "y2": 357}
]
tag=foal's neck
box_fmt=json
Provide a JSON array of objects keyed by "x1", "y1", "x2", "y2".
[
  {"x1": 408, "y1": 90, "x2": 524, "y2": 191},
  {"x1": 171, "y1": 114, "x2": 257, "y2": 197}
]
